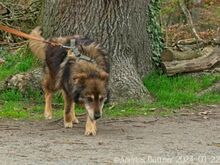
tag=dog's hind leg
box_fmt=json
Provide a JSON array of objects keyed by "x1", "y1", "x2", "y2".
[
  {"x1": 42, "y1": 74, "x2": 53, "y2": 119},
  {"x1": 63, "y1": 91, "x2": 76, "y2": 128}
]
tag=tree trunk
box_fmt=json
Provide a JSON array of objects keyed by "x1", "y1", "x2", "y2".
[{"x1": 41, "y1": 0, "x2": 154, "y2": 102}]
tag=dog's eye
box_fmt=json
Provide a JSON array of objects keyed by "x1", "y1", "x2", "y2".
[
  {"x1": 86, "y1": 97, "x2": 94, "y2": 103},
  {"x1": 99, "y1": 96, "x2": 106, "y2": 102}
]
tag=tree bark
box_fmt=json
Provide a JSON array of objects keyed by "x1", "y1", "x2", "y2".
[{"x1": 41, "y1": 0, "x2": 154, "y2": 102}]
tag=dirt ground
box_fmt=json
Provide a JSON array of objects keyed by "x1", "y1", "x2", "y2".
[{"x1": 1, "y1": 105, "x2": 220, "y2": 165}]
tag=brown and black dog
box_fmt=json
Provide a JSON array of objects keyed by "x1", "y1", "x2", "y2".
[{"x1": 29, "y1": 27, "x2": 109, "y2": 136}]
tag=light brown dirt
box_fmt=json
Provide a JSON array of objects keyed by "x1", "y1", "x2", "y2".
[{"x1": 1, "y1": 105, "x2": 220, "y2": 164}]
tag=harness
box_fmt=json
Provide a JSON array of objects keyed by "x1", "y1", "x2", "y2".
[{"x1": 63, "y1": 39, "x2": 95, "y2": 63}]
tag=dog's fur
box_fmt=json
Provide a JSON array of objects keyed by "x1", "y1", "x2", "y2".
[{"x1": 29, "y1": 27, "x2": 109, "y2": 136}]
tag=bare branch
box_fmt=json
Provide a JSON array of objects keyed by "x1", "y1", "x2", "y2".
[{"x1": 178, "y1": 0, "x2": 203, "y2": 41}]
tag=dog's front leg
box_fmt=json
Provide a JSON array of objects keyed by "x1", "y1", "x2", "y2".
[
  {"x1": 63, "y1": 91, "x2": 79, "y2": 128},
  {"x1": 85, "y1": 116, "x2": 97, "y2": 136},
  {"x1": 71, "y1": 101, "x2": 79, "y2": 124},
  {"x1": 63, "y1": 92, "x2": 74, "y2": 128}
]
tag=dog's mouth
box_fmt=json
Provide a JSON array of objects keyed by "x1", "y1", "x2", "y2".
[{"x1": 84, "y1": 104, "x2": 102, "y2": 121}]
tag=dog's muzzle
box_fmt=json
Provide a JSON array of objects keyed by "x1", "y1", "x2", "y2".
[{"x1": 94, "y1": 112, "x2": 101, "y2": 120}]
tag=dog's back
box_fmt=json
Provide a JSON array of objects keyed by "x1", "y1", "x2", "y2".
[{"x1": 29, "y1": 27, "x2": 109, "y2": 76}]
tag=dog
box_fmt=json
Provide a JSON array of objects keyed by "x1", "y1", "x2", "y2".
[{"x1": 29, "y1": 27, "x2": 109, "y2": 136}]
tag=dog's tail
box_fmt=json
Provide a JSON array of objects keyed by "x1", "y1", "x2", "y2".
[{"x1": 29, "y1": 27, "x2": 46, "y2": 60}]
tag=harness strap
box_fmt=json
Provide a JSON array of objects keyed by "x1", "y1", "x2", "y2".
[{"x1": 63, "y1": 39, "x2": 95, "y2": 63}]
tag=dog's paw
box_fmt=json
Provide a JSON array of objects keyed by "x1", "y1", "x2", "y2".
[
  {"x1": 64, "y1": 121, "x2": 73, "y2": 128},
  {"x1": 85, "y1": 129, "x2": 96, "y2": 136},
  {"x1": 85, "y1": 124, "x2": 97, "y2": 136},
  {"x1": 73, "y1": 117, "x2": 79, "y2": 124},
  {"x1": 44, "y1": 112, "x2": 52, "y2": 120}
]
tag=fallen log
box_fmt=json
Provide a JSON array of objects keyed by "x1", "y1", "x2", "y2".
[
  {"x1": 0, "y1": 68, "x2": 43, "y2": 92},
  {"x1": 161, "y1": 47, "x2": 202, "y2": 61},
  {"x1": 162, "y1": 47, "x2": 220, "y2": 76},
  {"x1": 161, "y1": 46, "x2": 214, "y2": 62},
  {"x1": 174, "y1": 38, "x2": 220, "y2": 51},
  {"x1": 177, "y1": 38, "x2": 220, "y2": 46}
]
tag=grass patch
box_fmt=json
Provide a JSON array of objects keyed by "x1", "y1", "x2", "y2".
[
  {"x1": 0, "y1": 100, "x2": 86, "y2": 120},
  {"x1": 0, "y1": 72, "x2": 219, "y2": 120},
  {"x1": 213, "y1": 6, "x2": 220, "y2": 19},
  {"x1": 0, "y1": 89, "x2": 23, "y2": 101},
  {"x1": 0, "y1": 47, "x2": 219, "y2": 120},
  {"x1": 144, "y1": 72, "x2": 220, "y2": 108},
  {"x1": 0, "y1": 46, "x2": 40, "y2": 80},
  {"x1": 0, "y1": 101, "x2": 28, "y2": 119},
  {"x1": 104, "y1": 101, "x2": 173, "y2": 118},
  {"x1": 105, "y1": 73, "x2": 220, "y2": 118}
]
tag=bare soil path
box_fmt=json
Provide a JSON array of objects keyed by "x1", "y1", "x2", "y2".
[{"x1": 1, "y1": 105, "x2": 220, "y2": 164}]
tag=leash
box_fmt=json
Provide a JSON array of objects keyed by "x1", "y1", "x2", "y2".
[
  {"x1": 0, "y1": 24, "x2": 95, "y2": 63},
  {"x1": 0, "y1": 24, "x2": 60, "y2": 46}
]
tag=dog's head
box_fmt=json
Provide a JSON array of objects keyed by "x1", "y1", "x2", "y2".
[{"x1": 72, "y1": 71, "x2": 109, "y2": 120}]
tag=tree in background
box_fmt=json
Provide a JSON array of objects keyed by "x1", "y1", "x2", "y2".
[{"x1": 41, "y1": 0, "x2": 155, "y2": 102}]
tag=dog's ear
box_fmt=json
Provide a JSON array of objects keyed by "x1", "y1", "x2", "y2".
[
  {"x1": 99, "y1": 71, "x2": 109, "y2": 81},
  {"x1": 73, "y1": 73, "x2": 87, "y2": 84}
]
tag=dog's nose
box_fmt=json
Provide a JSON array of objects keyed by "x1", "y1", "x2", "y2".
[{"x1": 94, "y1": 112, "x2": 101, "y2": 120}]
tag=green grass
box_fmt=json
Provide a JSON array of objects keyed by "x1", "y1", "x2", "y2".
[
  {"x1": 144, "y1": 72, "x2": 220, "y2": 108},
  {"x1": 213, "y1": 6, "x2": 220, "y2": 19},
  {"x1": 105, "y1": 73, "x2": 220, "y2": 118},
  {"x1": 0, "y1": 101, "x2": 28, "y2": 119},
  {"x1": 104, "y1": 101, "x2": 173, "y2": 118},
  {"x1": 0, "y1": 48, "x2": 220, "y2": 120},
  {"x1": 0, "y1": 89, "x2": 23, "y2": 101},
  {"x1": 0, "y1": 46, "x2": 39, "y2": 80},
  {"x1": 0, "y1": 72, "x2": 219, "y2": 120},
  {"x1": 0, "y1": 98, "x2": 86, "y2": 120}
]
